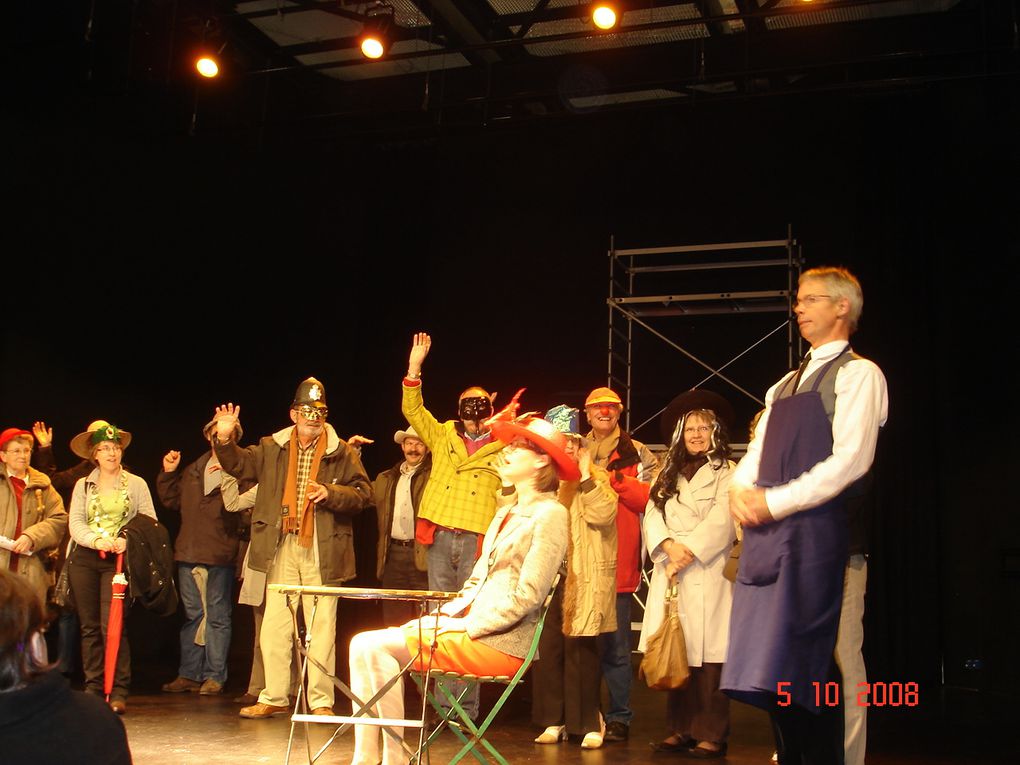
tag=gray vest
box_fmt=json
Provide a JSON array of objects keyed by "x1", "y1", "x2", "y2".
[{"x1": 782, "y1": 347, "x2": 873, "y2": 556}]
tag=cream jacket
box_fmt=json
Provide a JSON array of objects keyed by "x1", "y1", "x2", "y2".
[{"x1": 638, "y1": 460, "x2": 735, "y2": 666}]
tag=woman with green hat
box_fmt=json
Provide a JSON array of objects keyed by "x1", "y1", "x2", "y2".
[{"x1": 66, "y1": 420, "x2": 156, "y2": 714}]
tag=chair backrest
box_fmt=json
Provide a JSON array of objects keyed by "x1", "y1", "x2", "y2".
[{"x1": 515, "y1": 572, "x2": 560, "y2": 677}]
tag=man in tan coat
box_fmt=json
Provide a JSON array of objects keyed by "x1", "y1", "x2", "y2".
[{"x1": 0, "y1": 428, "x2": 67, "y2": 606}]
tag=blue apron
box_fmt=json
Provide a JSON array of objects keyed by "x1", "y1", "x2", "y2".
[{"x1": 721, "y1": 347, "x2": 850, "y2": 713}]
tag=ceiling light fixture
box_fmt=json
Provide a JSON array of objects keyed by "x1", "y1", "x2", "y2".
[
  {"x1": 359, "y1": 3, "x2": 396, "y2": 60},
  {"x1": 196, "y1": 56, "x2": 220, "y2": 78},
  {"x1": 591, "y1": 3, "x2": 619, "y2": 31}
]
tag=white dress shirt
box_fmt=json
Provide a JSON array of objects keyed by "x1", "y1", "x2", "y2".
[{"x1": 733, "y1": 339, "x2": 889, "y2": 520}]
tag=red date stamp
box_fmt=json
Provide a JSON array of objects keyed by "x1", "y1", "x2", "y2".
[{"x1": 776, "y1": 681, "x2": 919, "y2": 707}]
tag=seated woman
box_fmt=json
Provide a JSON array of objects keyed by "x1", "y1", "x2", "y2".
[
  {"x1": 0, "y1": 569, "x2": 131, "y2": 765},
  {"x1": 640, "y1": 392, "x2": 736, "y2": 759},
  {"x1": 348, "y1": 416, "x2": 577, "y2": 765}
]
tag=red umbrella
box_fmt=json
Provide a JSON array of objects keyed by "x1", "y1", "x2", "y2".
[{"x1": 104, "y1": 552, "x2": 128, "y2": 701}]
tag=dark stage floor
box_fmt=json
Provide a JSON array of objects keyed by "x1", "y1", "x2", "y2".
[
  {"x1": 112, "y1": 660, "x2": 1015, "y2": 765},
  {"x1": 56, "y1": 600, "x2": 1015, "y2": 765}
]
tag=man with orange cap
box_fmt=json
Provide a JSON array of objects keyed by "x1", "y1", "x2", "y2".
[{"x1": 583, "y1": 387, "x2": 658, "y2": 743}]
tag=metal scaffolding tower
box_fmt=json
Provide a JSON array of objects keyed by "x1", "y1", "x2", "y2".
[{"x1": 606, "y1": 226, "x2": 804, "y2": 444}]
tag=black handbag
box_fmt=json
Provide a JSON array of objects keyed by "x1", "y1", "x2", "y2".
[{"x1": 52, "y1": 543, "x2": 75, "y2": 611}]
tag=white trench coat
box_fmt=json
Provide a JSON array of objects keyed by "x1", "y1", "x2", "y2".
[{"x1": 638, "y1": 460, "x2": 735, "y2": 667}]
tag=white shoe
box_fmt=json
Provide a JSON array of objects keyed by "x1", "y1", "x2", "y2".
[
  {"x1": 535, "y1": 725, "x2": 566, "y2": 744},
  {"x1": 581, "y1": 713, "x2": 606, "y2": 750},
  {"x1": 771, "y1": 752, "x2": 779, "y2": 763}
]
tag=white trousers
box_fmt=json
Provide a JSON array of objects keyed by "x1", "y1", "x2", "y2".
[
  {"x1": 258, "y1": 535, "x2": 337, "y2": 709},
  {"x1": 348, "y1": 627, "x2": 412, "y2": 765},
  {"x1": 834, "y1": 555, "x2": 868, "y2": 765}
]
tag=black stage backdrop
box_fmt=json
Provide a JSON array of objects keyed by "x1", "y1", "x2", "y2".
[{"x1": 2, "y1": 8, "x2": 1017, "y2": 730}]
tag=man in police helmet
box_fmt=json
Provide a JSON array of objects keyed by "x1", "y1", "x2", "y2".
[{"x1": 212, "y1": 377, "x2": 372, "y2": 719}]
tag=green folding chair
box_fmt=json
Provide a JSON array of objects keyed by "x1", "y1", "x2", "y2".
[{"x1": 411, "y1": 574, "x2": 560, "y2": 765}]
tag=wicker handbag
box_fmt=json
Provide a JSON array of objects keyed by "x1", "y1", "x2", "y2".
[{"x1": 638, "y1": 575, "x2": 690, "y2": 690}]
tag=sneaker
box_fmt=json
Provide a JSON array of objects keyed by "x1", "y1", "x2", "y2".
[
  {"x1": 239, "y1": 702, "x2": 290, "y2": 719},
  {"x1": 162, "y1": 676, "x2": 202, "y2": 693},
  {"x1": 199, "y1": 679, "x2": 224, "y2": 695},
  {"x1": 603, "y1": 720, "x2": 629, "y2": 742}
]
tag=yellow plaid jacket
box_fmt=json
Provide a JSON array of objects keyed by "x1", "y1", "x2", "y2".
[{"x1": 401, "y1": 382, "x2": 505, "y2": 535}]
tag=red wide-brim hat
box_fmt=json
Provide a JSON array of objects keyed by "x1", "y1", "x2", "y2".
[{"x1": 492, "y1": 417, "x2": 581, "y2": 482}]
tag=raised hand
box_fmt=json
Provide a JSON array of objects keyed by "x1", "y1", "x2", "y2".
[
  {"x1": 213, "y1": 403, "x2": 241, "y2": 442},
  {"x1": 407, "y1": 332, "x2": 432, "y2": 377},
  {"x1": 163, "y1": 450, "x2": 182, "y2": 472},
  {"x1": 32, "y1": 421, "x2": 52, "y2": 448},
  {"x1": 347, "y1": 434, "x2": 374, "y2": 449}
]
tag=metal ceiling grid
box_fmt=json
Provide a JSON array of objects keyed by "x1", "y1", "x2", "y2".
[
  {"x1": 524, "y1": 4, "x2": 708, "y2": 57},
  {"x1": 764, "y1": 0, "x2": 961, "y2": 30}
]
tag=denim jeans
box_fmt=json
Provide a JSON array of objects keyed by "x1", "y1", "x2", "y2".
[
  {"x1": 427, "y1": 530, "x2": 481, "y2": 720},
  {"x1": 177, "y1": 563, "x2": 234, "y2": 684},
  {"x1": 598, "y1": 593, "x2": 634, "y2": 725}
]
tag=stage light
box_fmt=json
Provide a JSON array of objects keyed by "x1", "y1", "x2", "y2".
[
  {"x1": 592, "y1": 3, "x2": 618, "y2": 30},
  {"x1": 196, "y1": 56, "x2": 219, "y2": 78},
  {"x1": 359, "y1": 4, "x2": 395, "y2": 59}
]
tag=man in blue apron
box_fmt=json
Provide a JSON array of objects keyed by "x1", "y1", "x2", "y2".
[{"x1": 722, "y1": 267, "x2": 888, "y2": 765}]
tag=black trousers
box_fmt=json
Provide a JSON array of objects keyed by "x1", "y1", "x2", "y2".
[
  {"x1": 380, "y1": 542, "x2": 430, "y2": 627},
  {"x1": 771, "y1": 661, "x2": 845, "y2": 765},
  {"x1": 531, "y1": 587, "x2": 602, "y2": 735},
  {"x1": 68, "y1": 546, "x2": 131, "y2": 700}
]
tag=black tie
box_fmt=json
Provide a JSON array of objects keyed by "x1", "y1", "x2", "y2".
[{"x1": 792, "y1": 352, "x2": 812, "y2": 390}]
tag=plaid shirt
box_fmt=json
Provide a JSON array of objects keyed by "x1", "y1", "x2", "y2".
[
  {"x1": 402, "y1": 382, "x2": 506, "y2": 535},
  {"x1": 295, "y1": 437, "x2": 318, "y2": 520}
]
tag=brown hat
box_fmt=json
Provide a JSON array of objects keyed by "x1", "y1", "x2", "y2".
[{"x1": 70, "y1": 420, "x2": 132, "y2": 459}]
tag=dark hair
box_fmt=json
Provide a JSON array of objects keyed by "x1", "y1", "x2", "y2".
[
  {"x1": 649, "y1": 409, "x2": 732, "y2": 512},
  {"x1": 0, "y1": 570, "x2": 48, "y2": 692}
]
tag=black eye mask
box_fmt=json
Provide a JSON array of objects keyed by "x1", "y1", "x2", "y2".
[{"x1": 458, "y1": 397, "x2": 493, "y2": 421}]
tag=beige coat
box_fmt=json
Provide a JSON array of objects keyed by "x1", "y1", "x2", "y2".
[
  {"x1": 1, "y1": 465, "x2": 68, "y2": 603},
  {"x1": 440, "y1": 494, "x2": 568, "y2": 659},
  {"x1": 638, "y1": 460, "x2": 735, "y2": 666},
  {"x1": 558, "y1": 465, "x2": 619, "y2": 637}
]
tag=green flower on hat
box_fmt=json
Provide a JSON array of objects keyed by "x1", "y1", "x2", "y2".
[{"x1": 89, "y1": 424, "x2": 122, "y2": 446}]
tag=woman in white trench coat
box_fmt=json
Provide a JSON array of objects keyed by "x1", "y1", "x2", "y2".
[{"x1": 639, "y1": 398, "x2": 735, "y2": 759}]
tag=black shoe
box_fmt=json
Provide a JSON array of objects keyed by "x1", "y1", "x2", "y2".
[
  {"x1": 651, "y1": 735, "x2": 696, "y2": 753},
  {"x1": 684, "y1": 743, "x2": 728, "y2": 759},
  {"x1": 604, "y1": 721, "x2": 630, "y2": 742}
]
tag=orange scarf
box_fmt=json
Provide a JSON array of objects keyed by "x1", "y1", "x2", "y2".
[{"x1": 281, "y1": 429, "x2": 327, "y2": 548}]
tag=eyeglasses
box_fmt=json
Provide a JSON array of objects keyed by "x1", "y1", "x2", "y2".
[
  {"x1": 3, "y1": 446, "x2": 32, "y2": 456},
  {"x1": 94, "y1": 443, "x2": 122, "y2": 453},
  {"x1": 794, "y1": 294, "x2": 832, "y2": 308},
  {"x1": 683, "y1": 425, "x2": 711, "y2": 435}
]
